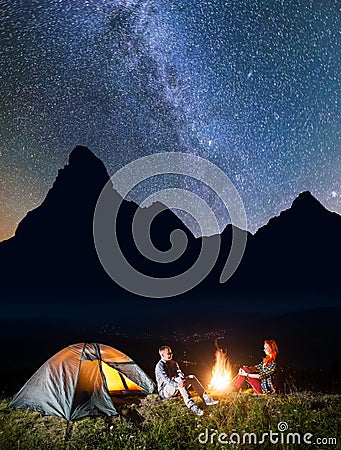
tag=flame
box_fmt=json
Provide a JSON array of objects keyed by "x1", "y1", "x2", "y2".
[{"x1": 208, "y1": 348, "x2": 232, "y2": 394}]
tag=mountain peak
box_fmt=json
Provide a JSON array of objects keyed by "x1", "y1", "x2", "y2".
[
  {"x1": 12, "y1": 146, "x2": 110, "y2": 241},
  {"x1": 41, "y1": 146, "x2": 109, "y2": 194},
  {"x1": 291, "y1": 191, "x2": 323, "y2": 210},
  {"x1": 255, "y1": 190, "x2": 333, "y2": 236},
  {"x1": 68, "y1": 145, "x2": 100, "y2": 166}
]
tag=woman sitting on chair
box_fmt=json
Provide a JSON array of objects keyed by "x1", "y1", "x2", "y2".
[{"x1": 232, "y1": 340, "x2": 279, "y2": 394}]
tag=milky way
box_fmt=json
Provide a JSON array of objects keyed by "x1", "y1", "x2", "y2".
[{"x1": 0, "y1": 0, "x2": 340, "y2": 240}]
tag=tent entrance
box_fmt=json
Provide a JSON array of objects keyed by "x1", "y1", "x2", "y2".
[{"x1": 101, "y1": 362, "x2": 142, "y2": 394}]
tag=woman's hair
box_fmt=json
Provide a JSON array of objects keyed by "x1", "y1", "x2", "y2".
[{"x1": 263, "y1": 339, "x2": 279, "y2": 364}]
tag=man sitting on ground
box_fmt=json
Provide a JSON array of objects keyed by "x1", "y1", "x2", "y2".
[{"x1": 155, "y1": 345, "x2": 219, "y2": 416}]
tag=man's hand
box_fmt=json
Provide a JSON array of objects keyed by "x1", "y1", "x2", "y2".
[{"x1": 177, "y1": 379, "x2": 186, "y2": 388}]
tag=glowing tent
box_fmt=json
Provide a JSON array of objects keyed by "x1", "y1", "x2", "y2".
[{"x1": 9, "y1": 343, "x2": 155, "y2": 420}]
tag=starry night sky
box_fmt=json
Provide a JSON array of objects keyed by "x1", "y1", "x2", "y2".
[{"x1": 1, "y1": 0, "x2": 340, "y2": 241}]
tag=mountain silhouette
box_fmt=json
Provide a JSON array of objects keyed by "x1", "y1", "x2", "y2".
[
  {"x1": 0, "y1": 146, "x2": 112, "y2": 289},
  {"x1": 0, "y1": 146, "x2": 340, "y2": 316},
  {"x1": 221, "y1": 190, "x2": 340, "y2": 295},
  {"x1": 0, "y1": 146, "x2": 197, "y2": 293}
]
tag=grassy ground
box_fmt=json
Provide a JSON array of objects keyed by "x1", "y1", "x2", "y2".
[{"x1": 0, "y1": 392, "x2": 340, "y2": 449}]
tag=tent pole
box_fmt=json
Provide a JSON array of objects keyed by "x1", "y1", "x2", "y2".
[{"x1": 63, "y1": 420, "x2": 73, "y2": 450}]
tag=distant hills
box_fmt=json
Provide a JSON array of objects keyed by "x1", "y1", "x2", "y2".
[{"x1": 0, "y1": 146, "x2": 340, "y2": 316}]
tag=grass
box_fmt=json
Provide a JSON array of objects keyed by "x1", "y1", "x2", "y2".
[{"x1": 0, "y1": 392, "x2": 340, "y2": 449}]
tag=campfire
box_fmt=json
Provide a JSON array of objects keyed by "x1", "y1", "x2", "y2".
[{"x1": 208, "y1": 347, "x2": 232, "y2": 394}]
